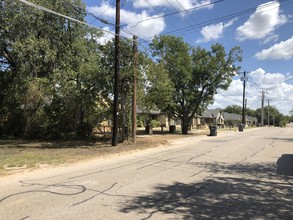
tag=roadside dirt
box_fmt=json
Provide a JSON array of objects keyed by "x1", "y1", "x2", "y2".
[{"x1": 0, "y1": 130, "x2": 209, "y2": 176}]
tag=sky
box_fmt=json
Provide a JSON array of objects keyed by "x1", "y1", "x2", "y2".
[{"x1": 83, "y1": 0, "x2": 293, "y2": 115}]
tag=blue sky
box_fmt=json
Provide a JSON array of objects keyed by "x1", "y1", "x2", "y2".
[{"x1": 83, "y1": 0, "x2": 293, "y2": 115}]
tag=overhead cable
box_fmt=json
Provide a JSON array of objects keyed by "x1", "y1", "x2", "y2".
[
  {"x1": 16, "y1": 0, "x2": 118, "y2": 37},
  {"x1": 172, "y1": 0, "x2": 217, "y2": 43},
  {"x1": 157, "y1": 0, "x2": 293, "y2": 37},
  {"x1": 128, "y1": 0, "x2": 223, "y2": 27}
]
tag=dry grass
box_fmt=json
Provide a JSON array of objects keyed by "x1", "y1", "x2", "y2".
[{"x1": 0, "y1": 130, "x2": 209, "y2": 176}]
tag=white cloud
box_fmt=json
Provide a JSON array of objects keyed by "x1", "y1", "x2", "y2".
[
  {"x1": 249, "y1": 68, "x2": 286, "y2": 89},
  {"x1": 255, "y1": 36, "x2": 293, "y2": 60},
  {"x1": 87, "y1": 2, "x2": 166, "y2": 39},
  {"x1": 95, "y1": 27, "x2": 114, "y2": 45},
  {"x1": 196, "y1": 19, "x2": 236, "y2": 43},
  {"x1": 87, "y1": 2, "x2": 116, "y2": 18},
  {"x1": 261, "y1": 34, "x2": 279, "y2": 44},
  {"x1": 209, "y1": 68, "x2": 293, "y2": 115},
  {"x1": 236, "y1": 1, "x2": 287, "y2": 41},
  {"x1": 125, "y1": 13, "x2": 166, "y2": 39},
  {"x1": 133, "y1": 0, "x2": 214, "y2": 11}
]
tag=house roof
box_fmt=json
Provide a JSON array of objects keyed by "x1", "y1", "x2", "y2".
[
  {"x1": 137, "y1": 107, "x2": 161, "y2": 114},
  {"x1": 246, "y1": 115, "x2": 257, "y2": 122},
  {"x1": 202, "y1": 108, "x2": 221, "y2": 118},
  {"x1": 222, "y1": 112, "x2": 241, "y2": 121},
  {"x1": 222, "y1": 112, "x2": 258, "y2": 122}
]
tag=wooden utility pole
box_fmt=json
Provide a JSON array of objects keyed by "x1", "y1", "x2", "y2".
[
  {"x1": 241, "y1": 71, "x2": 247, "y2": 126},
  {"x1": 132, "y1": 35, "x2": 138, "y2": 143},
  {"x1": 261, "y1": 90, "x2": 265, "y2": 126},
  {"x1": 268, "y1": 99, "x2": 270, "y2": 126},
  {"x1": 112, "y1": 0, "x2": 120, "y2": 146}
]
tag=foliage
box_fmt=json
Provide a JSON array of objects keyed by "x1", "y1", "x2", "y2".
[
  {"x1": 143, "y1": 61, "x2": 174, "y2": 110},
  {"x1": 223, "y1": 105, "x2": 256, "y2": 117},
  {"x1": 149, "y1": 35, "x2": 242, "y2": 134},
  {"x1": 0, "y1": 0, "x2": 107, "y2": 139},
  {"x1": 150, "y1": 119, "x2": 161, "y2": 128},
  {"x1": 255, "y1": 106, "x2": 286, "y2": 127},
  {"x1": 289, "y1": 109, "x2": 293, "y2": 122},
  {"x1": 223, "y1": 105, "x2": 242, "y2": 114},
  {"x1": 137, "y1": 120, "x2": 144, "y2": 128}
]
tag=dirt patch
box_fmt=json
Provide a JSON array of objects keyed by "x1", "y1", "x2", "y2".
[{"x1": 0, "y1": 131, "x2": 209, "y2": 176}]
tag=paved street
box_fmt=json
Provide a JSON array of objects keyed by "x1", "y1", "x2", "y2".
[{"x1": 1, "y1": 126, "x2": 293, "y2": 220}]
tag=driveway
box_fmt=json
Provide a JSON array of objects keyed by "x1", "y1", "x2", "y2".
[{"x1": 1, "y1": 126, "x2": 293, "y2": 219}]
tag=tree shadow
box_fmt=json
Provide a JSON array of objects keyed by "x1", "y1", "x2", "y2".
[
  {"x1": 0, "y1": 139, "x2": 110, "y2": 149},
  {"x1": 120, "y1": 162, "x2": 293, "y2": 219},
  {"x1": 277, "y1": 154, "x2": 293, "y2": 176},
  {"x1": 270, "y1": 138, "x2": 293, "y2": 142}
]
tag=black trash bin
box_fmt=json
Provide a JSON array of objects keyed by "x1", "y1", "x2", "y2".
[
  {"x1": 238, "y1": 124, "x2": 244, "y2": 132},
  {"x1": 209, "y1": 125, "x2": 217, "y2": 136},
  {"x1": 169, "y1": 125, "x2": 176, "y2": 133}
]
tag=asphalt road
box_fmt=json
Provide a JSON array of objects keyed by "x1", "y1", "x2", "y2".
[{"x1": 1, "y1": 126, "x2": 293, "y2": 220}]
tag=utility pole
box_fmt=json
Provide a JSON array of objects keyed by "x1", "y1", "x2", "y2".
[
  {"x1": 241, "y1": 71, "x2": 247, "y2": 126},
  {"x1": 261, "y1": 90, "x2": 265, "y2": 126},
  {"x1": 132, "y1": 35, "x2": 138, "y2": 144},
  {"x1": 244, "y1": 98, "x2": 247, "y2": 128},
  {"x1": 267, "y1": 99, "x2": 270, "y2": 126},
  {"x1": 112, "y1": 0, "x2": 120, "y2": 146}
]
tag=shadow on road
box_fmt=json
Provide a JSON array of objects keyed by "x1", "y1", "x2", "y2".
[
  {"x1": 277, "y1": 154, "x2": 293, "y2": 176},
  {"x1": 271, "y1": 138, "x2": 293, "y2": 142},
  {"x1": 120, "y1": 162, "x2": 293, "y2": 219}
]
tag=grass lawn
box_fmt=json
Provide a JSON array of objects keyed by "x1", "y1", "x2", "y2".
[{"x1": 0, "y1": 129, "x2": 209, "y2": 176}]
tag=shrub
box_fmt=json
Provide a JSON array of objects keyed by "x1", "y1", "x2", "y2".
[
  {"x1": 137, "y1": 120, "x2": 144, "y2": 128},
  {"x1": 150, "y1": 119, "x2": 161, "y2": 128}
]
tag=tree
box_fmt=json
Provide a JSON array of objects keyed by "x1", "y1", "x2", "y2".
[
  {"x1": 223, "y1": 105, "x2": 256, "y2": 117},
  {"x1": 0, "y1": 0, "x2": 106, "y2": 138},
  {"x1": 255, "y1": 105, "x2": 286, "y2": 127},
  {"x1": 150, "y1": 35, "x2": 242, "y2": 134},
  {"x1": 143, "y1": 61, "x2": 174, "y2": 111},
  {"x1": 99, "y1": 38, "x2": 150, "y2": 141},
  {"x1": 223, "y1": 105, "x2": 242, "y2": 114}
]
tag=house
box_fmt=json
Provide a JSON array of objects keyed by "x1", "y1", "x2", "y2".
[
  {"x1": 246, "y1": 115, "x2": 258, "y2": 126},
  {"x1": 137, "y1": 108, "x2": 169, "y2": 127},
  {"x1": 222, "y1": 112, "x2": 258, "y2": 127},
  {"x1": 222, "y1": 112, "x2": 242, "y2": 127},
  {"x1": 196, "y1": 108, "x2": 225, "y2": 127}
]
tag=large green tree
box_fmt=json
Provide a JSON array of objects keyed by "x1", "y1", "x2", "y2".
[
  {"x1": 99, "y1": 38, "x2": 150, "y2": 141},
  {"x1": 223, "y1": 105, "x2": 256, "y2": 117},
  {"x1": 0, "y1": 0, "x2": 105, "y2": 138},
  {"x1": 149, "y1": 35, "x2": 242, "y2": 134},
  {"x1": 255, "y1": 106, "x2": 287, "y2": 127}
]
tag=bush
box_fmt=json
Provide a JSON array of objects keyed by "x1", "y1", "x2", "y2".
[
  {"x1": 150, "y1": 119, "x2": 161, "y2": 128},
  {"x1": 137, "y1": 120, "x2": 144, "y2": 128}
]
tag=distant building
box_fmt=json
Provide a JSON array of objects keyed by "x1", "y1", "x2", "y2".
[{"x1": 200, "y1": 108, "x2": 224, "y2": 125}]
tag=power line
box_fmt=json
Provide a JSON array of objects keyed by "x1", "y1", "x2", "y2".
[
  {"x1": 142, "y1": 0, "x2": 196, "y2": 45},
  {"x1": 16, "y1": 0, "x2": 122, "y2": 38},
  {"x1": 61, "y1": 0, "x2": 115, "y2": 26},
  {"x1": 128, "y1": 0, "x2": 223, "y2": 27},
  {"x1": 216, "y1": 92, "x2": 243, "y2": 103},
  {"x1": 246, "y1": 76, "x2": 293, "y2": 90},
  {"x1": 97, "y1": 0, "x2": 115, "y2": 18},
  {"x1": 172, "y1": 0, "x2": 217, "y2": 43},
  {"x1": 17, "y1": 0, "x2": 292, "y2": 99},
  {"x1": 155, "y1": 0, "x2": 293, "y2": 38},
  {"x1": 20, "y1": 0, "x2": 186, "y2": 83}
]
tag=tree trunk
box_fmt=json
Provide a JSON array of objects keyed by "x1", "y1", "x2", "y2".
[{"x1": 181, "y1": 114, "x2": 189, "y2": 134}]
